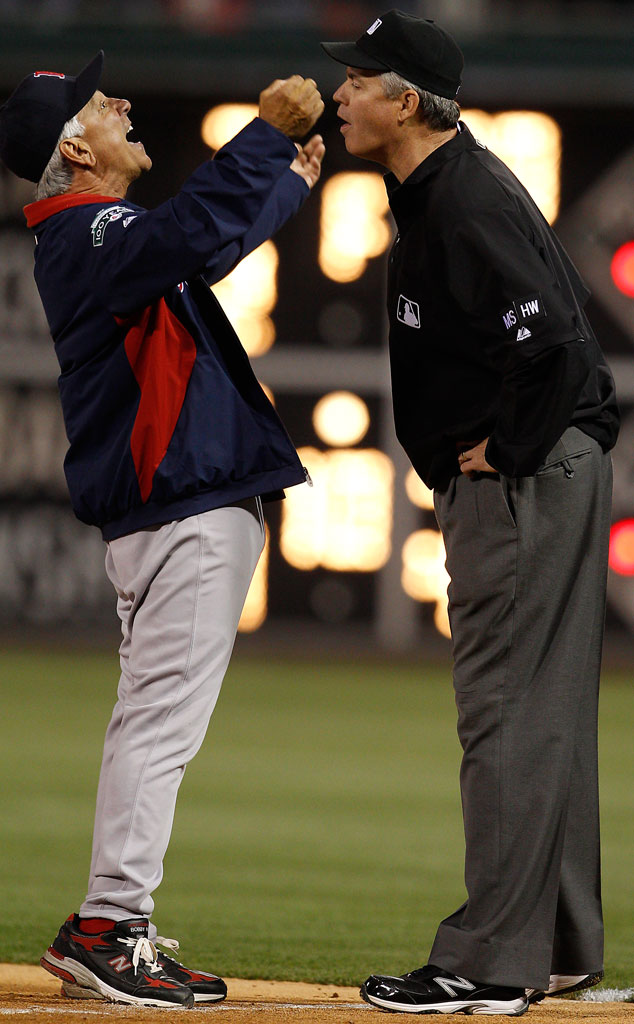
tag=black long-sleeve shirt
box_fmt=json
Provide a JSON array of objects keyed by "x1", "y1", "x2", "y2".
[{"x1": 385, "y1": 122, "x2": 619, "y2": 489}]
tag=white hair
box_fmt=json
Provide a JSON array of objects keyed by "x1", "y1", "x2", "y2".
[
  {"x1": 36, "y1": 115, "x2": 85, "y2": 200},
  {"x1": 380, "y1": 71, "x2": 460, "y2": 131}
]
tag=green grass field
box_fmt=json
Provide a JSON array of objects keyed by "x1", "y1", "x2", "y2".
[{"x1": 0, "y1": 647, "x2": 631, "y2": 988}]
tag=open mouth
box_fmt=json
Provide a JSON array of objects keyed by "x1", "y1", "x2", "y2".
[{"x1": 126, "y1": 123, "x2": 145, "y2": 149}]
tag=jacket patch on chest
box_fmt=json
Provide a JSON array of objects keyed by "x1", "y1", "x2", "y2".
[
  {"x1": 90, "y1": 206, "x2": 135, "y2": 247},
  {"x1": 397, "y1": 294, "x2": 421, "y2": 329}
]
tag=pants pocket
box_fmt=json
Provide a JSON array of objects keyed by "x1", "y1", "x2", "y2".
[
  {"x1": 536, "y1": 448, "x2": 592, "y2": 478},
  {"x1": 498, "y1": 474, "x2": 517, "y2": 527}
]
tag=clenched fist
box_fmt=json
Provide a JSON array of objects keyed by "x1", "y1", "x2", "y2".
[{"x1": 259, "y1": 76, "x2": 324, "y2": 140}]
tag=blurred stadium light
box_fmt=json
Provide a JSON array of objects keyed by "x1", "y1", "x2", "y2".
[
  {"x1": 280, "y1": 446, "x2": 394, "y2": 573},
  {"x1": 239, "y1": 526, "x2": 269, "y2": 633},
  {"x1": 611, "y1": 241, "x2": 634, "y2": 298},
  {"x1": 558, "y1": 147, "x2": 634, "y2": 342},
  {"x1": 201, "y1": 103, "x2": 258, "y2": 150},
  {"x1": 319, "y1": 172, "x2": 392, "y2": 282},
  {"x1": 312, "y1": 391, "x2": 370, "y2": 447},
  {"x1": 404, "y1": 468, "x2": 435, "y2": 512},
  {"x1": 401, "y1": 530, "x2": 451, "y2": 638},
  {"x1": 609, "y1": 519, "x2": 634, "y2": 576},
  {"x1": 211, "y1": 240, "x2": 278, "y2": 357},
  {"x1": 463, "y1": 110, "x2": 561, "y2": 224}
]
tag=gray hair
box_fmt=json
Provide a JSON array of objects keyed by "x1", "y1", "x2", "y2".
[
  {"x1": 35, "y1": 115, "x2": 85, "y2": 200},
  {"x1": 380, "y1": 71, "x2": 460, "y2": 131}
]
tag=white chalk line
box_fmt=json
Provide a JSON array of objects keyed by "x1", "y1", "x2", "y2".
[
  {"x1": 0, "y1": 1003, "x2": 371, "y2": 1015},
  {"x1": 580, "y1": 987, "x2": 634, "y2": 1002}
]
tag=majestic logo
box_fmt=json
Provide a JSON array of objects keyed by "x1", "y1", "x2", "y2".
[
  {"x1": 397, "y1": 294, "x2": 421, "y2": 329},
  {"x1": 91, "y1": 206, "x2": 135, "y2": 247},
  {"x1": 516, "y1": 326, "x2": 532, "y2": 340},
  {"x1": 367, "y1": 17, "x2": 382, "y2": 34},
  {"x1": 34, "y1": 71, "x2": 65, "y2": 79},
  {"x1": 501, "y1": 292, "x2": 546, "y2": 332}
]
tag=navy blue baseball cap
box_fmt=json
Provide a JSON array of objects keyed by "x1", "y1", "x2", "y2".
[
  {"x1": 321, "y1": 10, "x2": 463, "y2": 100},
  {"x1": 0, "y1": 51, "x2": 104, "y2": 182}
]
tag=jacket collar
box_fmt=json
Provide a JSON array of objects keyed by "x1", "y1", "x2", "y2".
[
  {"x1": 24, "y1": 192, "x2": 121, "y2": 229},
  {"x1": 385, "y1": 121, "x2": 480, "y2": 210}
]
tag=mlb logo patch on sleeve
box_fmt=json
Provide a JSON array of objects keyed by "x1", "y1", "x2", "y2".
[{"x1": 500, "y1": 292, "x2": 546, "y2": 334}]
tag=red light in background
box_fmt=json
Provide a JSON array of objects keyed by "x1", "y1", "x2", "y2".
[
  {"x1": 611, "y1": 241, "x2": 634, "y2": 298},
  {"x1": 609, "y1": 519, "x2": 634, "y2": 575}
]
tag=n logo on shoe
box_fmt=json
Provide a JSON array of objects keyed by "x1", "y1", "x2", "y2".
[
  {"x1": 434, "y1": 976, "x2": 476, "y2": 997},
  {"x1": 108, "y1": 954, "x2": 132, "y2": 974}
]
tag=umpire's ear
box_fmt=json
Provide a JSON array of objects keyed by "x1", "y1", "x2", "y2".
[{"x1": 396, "y1": 88, "x2": 421, "y2": 125}]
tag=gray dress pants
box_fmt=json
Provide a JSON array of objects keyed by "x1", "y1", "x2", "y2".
[
  {"x1": 429, "y1": 427, "x2": 611, "y2": 990},
  {"x1": 80, "y1": 498, "x2": 264, "y2": 922}
]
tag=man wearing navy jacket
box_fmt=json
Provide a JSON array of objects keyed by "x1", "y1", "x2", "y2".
[{"x1": 0, "y1": 52, "x2": 324, "y2": 1008}]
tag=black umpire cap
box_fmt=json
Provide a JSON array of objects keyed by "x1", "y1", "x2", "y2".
[
  {"x1": 0, "y1": 51, "x2": 104, "y2": 182},
  {"x1": 321, "y1": 9, "x2": 463, "y2": 100}
]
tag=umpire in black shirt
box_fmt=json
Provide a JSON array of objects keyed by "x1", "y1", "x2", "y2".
[{"x1": 323, "y1": 9, "x2": 618, "y2": 1015}]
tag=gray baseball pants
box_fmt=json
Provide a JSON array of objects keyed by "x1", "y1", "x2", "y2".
[
  {"x1": 80, "y1": 498, "x2": 264, "y2": 922},
  {"x1": 429, "y1": 427, "x2": 611, "y2": 990}
]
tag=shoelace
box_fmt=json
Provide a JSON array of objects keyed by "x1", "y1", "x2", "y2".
[
  {"x1": 117, "y1": 935, "x2": 162, "y2": 975},
  {"x1": 155, "y1": 933, "x2": 185, "y2": 967},
  {"x1": 155, "y1": 934, "x2": 180, "y2": 954},
  {"x1": 405, "y1": 965, "x2": 444, "y2": 981}
]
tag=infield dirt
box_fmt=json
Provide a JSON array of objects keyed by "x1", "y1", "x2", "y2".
[{"x1": 1, "y1": 965, "x2": 633, "y2": 1024}]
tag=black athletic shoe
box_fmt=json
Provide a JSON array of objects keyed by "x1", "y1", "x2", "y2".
[
  {"x1": 153, "y1": 935, "x2": 227, "y2": 1003},
  {"x1": 361, "y1": 965, "x2": 529, "y2": 1015},
  {"x1": 41, "y1": 914, "x2": 194, "y2": 1008},
  {"x1": 58, "y1": 927, "x2": 227, "y2": 1004},
  {"x1": 526, "y1": 971, "x2": 604, "y2": 1004}
]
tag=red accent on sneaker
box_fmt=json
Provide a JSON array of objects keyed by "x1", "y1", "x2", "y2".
[
  {"x1": 146, "y1": 977, "x2": 180, "y2": 991},
  {"x1": 40, "y1": 957, "x2": 79, "y2": 985},
  {"x1": 77, "y1": 918, "x2": 115, "y2": 934},
  {"x1": 71, "y1": 932, "x2": 109, "y2": 953},
  {"x1": 182, "y1": 969, "x2": 220, "y2": 983}
]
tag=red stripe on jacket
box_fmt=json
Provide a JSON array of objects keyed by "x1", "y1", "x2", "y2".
[
  {"x1": 117, "y1": 300, "x2": 197, "y2": 503},
  {"x1": 24, "y1": 193, "x2": 120, "y2": 227}
]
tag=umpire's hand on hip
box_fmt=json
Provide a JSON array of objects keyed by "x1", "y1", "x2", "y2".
[{"x1": 459, "y1": 438, "x2": 496, "y2": 477}]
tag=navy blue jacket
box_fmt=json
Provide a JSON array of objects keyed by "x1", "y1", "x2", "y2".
[{"x1": 25, "y1": 118, "x2": 309, "y2": 540}]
